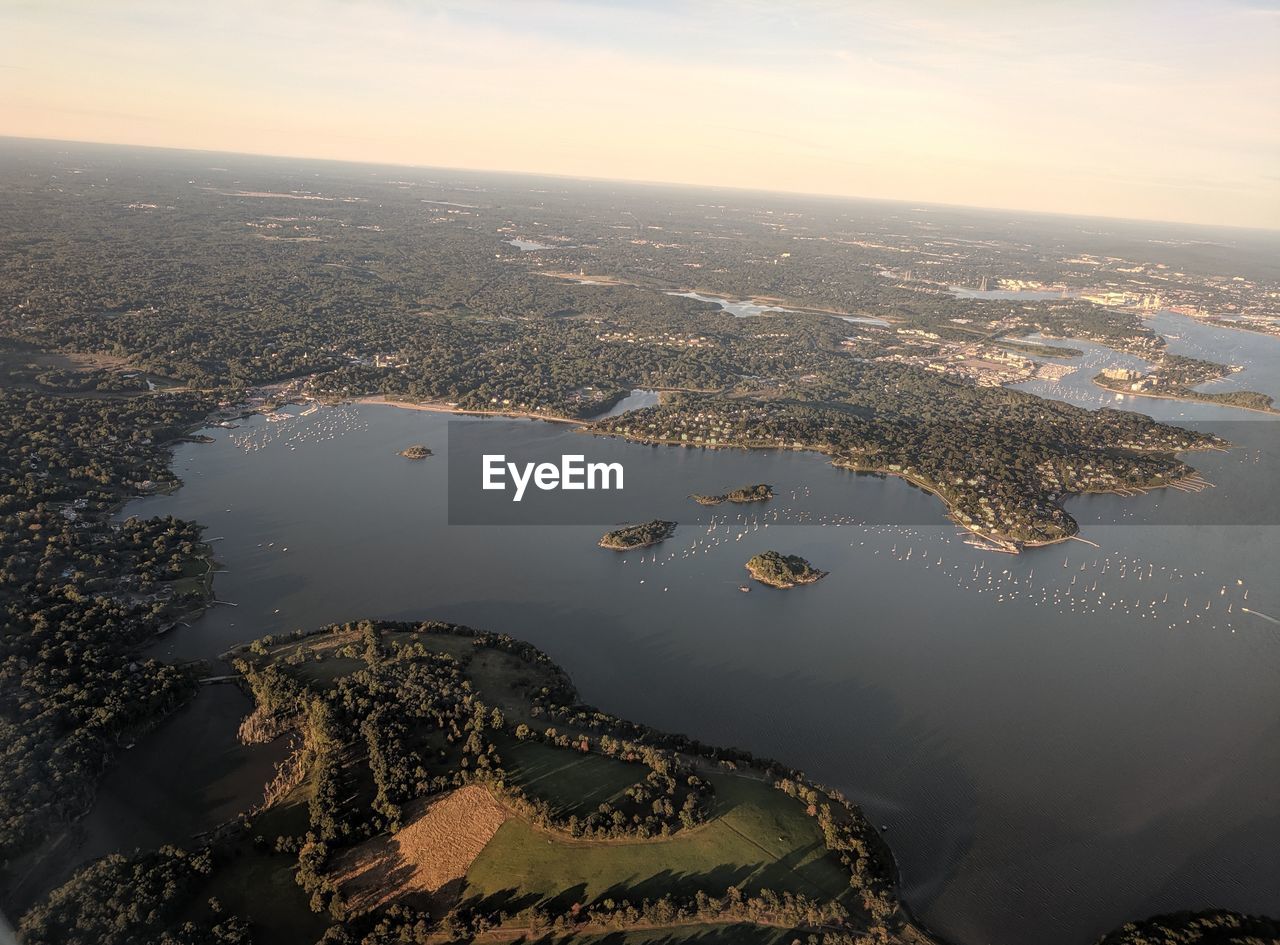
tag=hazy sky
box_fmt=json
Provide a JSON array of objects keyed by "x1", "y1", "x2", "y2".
[{"x1": 3, "y1": 0, "x2": 1278, "y2": 228}]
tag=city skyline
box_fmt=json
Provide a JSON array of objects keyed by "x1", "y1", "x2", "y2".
[{"x1": 3, "y1": 0, "x2": 1279, "y2": 229}]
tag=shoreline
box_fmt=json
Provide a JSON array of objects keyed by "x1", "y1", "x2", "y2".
[
  {"x1": 832, "y1": 460, "x2": 1054, "y2": 552},
  {"x1": 348, "y1": 394, "x2": 1071, "y2": 549},
  {"x1": 594, "y1": 431, "x2": 1219, "y2": 553},
  {"x1": 26, "y1": 386, "x2": 1242, "y2": 940},
  {"x1": 1090, "y1": 378, "x2": 1278, "y2": 416},
  {"x1": 1143, "y1": 310, "x2": 1280, "y2": 342},
  {"x1": 351, "y1": 393, "x2": 1223, "y2": 552},
  {"x1": 352, "y1": 394, "x2": 586, "y2": 425},
  {"x1": 235, "y1": 620, "x2": 944, "y2": 945}
]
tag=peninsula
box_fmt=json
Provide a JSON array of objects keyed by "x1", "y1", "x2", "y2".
[
  {"x1": 20, "y1": 620, "x2": 938, "y2": 944},
  {"x1": 19, "y1": 620, "x2": 1278, "y2": 945},
  {"x1": 597, "y1": 392, "x2": 1221, "y2": 550},
  {"x1": 1093, "y1": 355, "x2": 1275, "y2": 413}
]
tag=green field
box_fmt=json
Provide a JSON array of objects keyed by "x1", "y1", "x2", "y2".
[
  {"x1": 163, "y1": 547, "x2": 216, "y2": 600},
  {"x1": 468, "y1": 646, "x2": 560, "y2": 723},
  {"x1": 464, "y1": 773, "x2": 852, "y2": 913},
  {"x1": 501, "y1": 738, "x2": 648, "y2": 819},
  {"x1": 387, "y1": 629, "x2": 478, "y2": 661},
  {"x1": 288, "y1": 653, "x2": 366, "y2": 687}
]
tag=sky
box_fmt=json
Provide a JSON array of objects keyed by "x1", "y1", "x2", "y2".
[{"x1": 2, "y1": 0, "x2": 1278, "y2": 229}]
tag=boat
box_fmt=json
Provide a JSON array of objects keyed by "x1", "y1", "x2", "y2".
[{"x1": 739, "y1": 585, "x2": 751, "y2": 593}]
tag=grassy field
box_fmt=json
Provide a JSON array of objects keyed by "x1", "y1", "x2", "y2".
[
  {"x1": 468, "y1": 646, "x2": 561, "y2": 724},
  {"x1": 268, "y1": 628, "x2": 485, "y2": 689},
  {"x1": 288, "y1": 653, "x2": 366, "y2": 688},
  {"x1": 387, "y1": 629, "x2": 478, "y2": 661},
  {"x1": 464, "y1": 773, "x2": 852, "y2": 914},
  {"x1": 263, "y1": 627, "x2": 549, "y2": 699},
  {"x1": 163, "y1": 546, "x2": 216, "y2": 600},
  {"x1": 262, "y1": 630, "x2": 365, "y2": 688},
  {"x1": 500, "y1": 738, "x2": 646, "y2": 819}
]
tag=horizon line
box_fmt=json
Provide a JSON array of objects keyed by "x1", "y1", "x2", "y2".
[{"x1": 5, "y1": 133, "x2": 1278, "y2": 237}]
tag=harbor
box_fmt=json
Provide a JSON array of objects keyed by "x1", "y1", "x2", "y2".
[{"x1": 108, "y1": 397, "x2": 1280, "y2": 945}]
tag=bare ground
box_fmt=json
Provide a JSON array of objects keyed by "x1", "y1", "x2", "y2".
[{"x1": 333, "y1": 785, "x2": 510, "y2": 913}]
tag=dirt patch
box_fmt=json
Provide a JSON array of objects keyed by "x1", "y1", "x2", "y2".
[
  {"x1": 333, "y1": 785, "x2": 509, "y2": 913},
  {"x1": 302, "y1": 630, "x2": 361, "y2": 657}
]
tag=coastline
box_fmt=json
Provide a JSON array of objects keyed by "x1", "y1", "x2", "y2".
[
  {"x1": 832, "y1": 460, "x2": 1052, "y2": 552},
  {"x1": 352, "y1": 394, "x2": 1224, "y2": 552},
  {"x1": 20, "y1": 388, "x2": 1254, "y2": 940},
  {"x1": 352, "y1": 394, "x2": 586, "y2": 425},
  {"x1": 1143, "y1": 311, "x2": 1280, "y2": 342},
  {"x1": 1090, "y1": 378, "x2": 1278, "y2": 416},
  {"x1": 348, "y1": 393, "x2": 1079, "y2": 549},
  {"x1": 229, "y1": 619, "x2": 946, "y2": 945}
]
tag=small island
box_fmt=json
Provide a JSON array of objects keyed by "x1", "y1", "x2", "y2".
[
  {"x1": 691, "y1": 483, "x2": 774, "y2": 505},
  {"x1": 598, "y1": 519, "x2": 676, "y2": 550},
  {"x1": 745, "y1": 550, "x2": 826, "y2": 588},
  {"x1": 396, "y1": 444, "x2": 433, "y2": 460}
]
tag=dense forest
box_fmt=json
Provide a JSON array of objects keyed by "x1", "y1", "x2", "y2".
[
  {"x1": 0, "y1": 360, "x2": 214, "y2": 865},
  {"x1": 18, "y1": 846, "x2": 251, "y2": 945}
]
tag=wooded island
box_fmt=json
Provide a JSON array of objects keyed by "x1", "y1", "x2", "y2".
[
  {"x1": 691, "y1": 483, "x2": 774, "y2": 505},
  {"x1": 598, "y1": 520, "x2": 677, "y2": 550},
  {"x1": 746, "y1": 551, "x2": 827, "y2": 588}
]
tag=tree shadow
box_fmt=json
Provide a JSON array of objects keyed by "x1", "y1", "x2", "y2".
[{"x1": 593, "y1": 863, "x2": 759, "y2": 907}]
